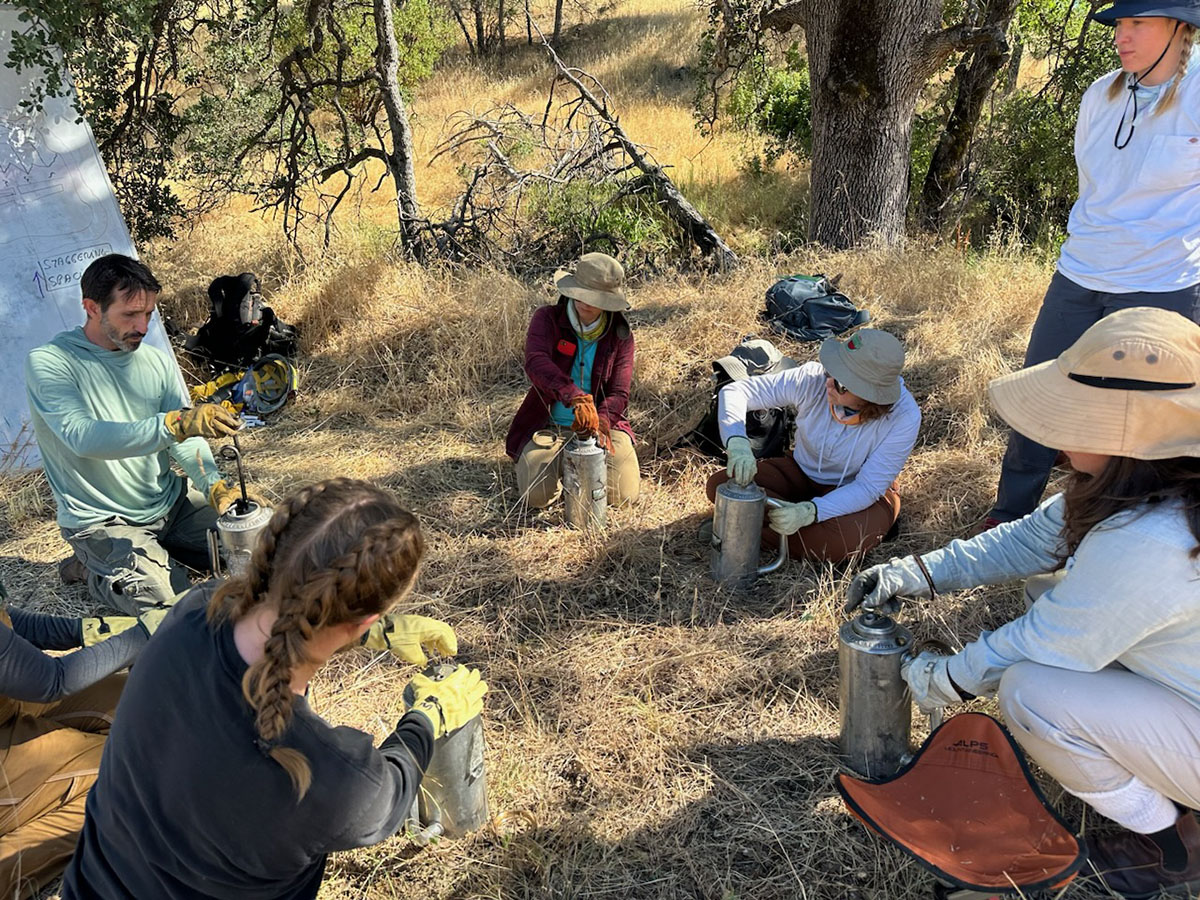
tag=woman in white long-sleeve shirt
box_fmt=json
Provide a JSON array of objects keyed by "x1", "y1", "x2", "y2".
[
  {"x1": 706, "y1": 328, "x2": 921, "y2": 563},
  {"x1": 986, "y1": 0, "x2": 1200, "y2": 526},
  {"x1": 847, "y1": 307, "x2": 1200, "y2": 898}
]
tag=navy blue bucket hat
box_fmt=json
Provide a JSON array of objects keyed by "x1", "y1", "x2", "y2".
[{"x1": 1092, "y1": 0, "x2": 1200, "y2": 26}]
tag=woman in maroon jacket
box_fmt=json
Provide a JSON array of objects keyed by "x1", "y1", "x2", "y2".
[{"x1": 506, "y1": 252, "x2": 640, "y2": 508}]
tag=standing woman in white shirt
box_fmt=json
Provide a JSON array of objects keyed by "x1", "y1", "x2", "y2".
[
  {"x1": 985, "y1": 0, "x2": 1200, "y2": 527},
  {"x1": 706, "y1": 329, "x2": 921, "y2": 563}
]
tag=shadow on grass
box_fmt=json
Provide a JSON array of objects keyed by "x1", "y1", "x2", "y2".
[{"x1": 426, "y1": 734, "x2": 893, "y2": 900}]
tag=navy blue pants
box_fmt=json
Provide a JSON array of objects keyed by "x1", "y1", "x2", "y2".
[{"x1": 989, "y1": 272, "x2": 1200, "y2": 522}]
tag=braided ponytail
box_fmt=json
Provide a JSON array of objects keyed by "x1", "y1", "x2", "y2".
[
  {"x1": 1157, "y1": 24, "x2": 1195, "y2": 113},
  {"x1": 209, "y1": 478, "x2": 425, "y2": 799}
]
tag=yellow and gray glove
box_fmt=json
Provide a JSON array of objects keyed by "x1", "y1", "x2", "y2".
[
  {"x1": 766, "y1": 500, "x2": 816, "y2": 535},
  {"x1": 80, "y1": 616, "x2": 140, "y2": 646},
  {"x1": 362, "y1": 613, "x2": 457, "y2": 665},
  {"x1": 138, "y1": 604, "x2": 173, "y2": 637},
  {"x1": 164, "y1": 405, "x2": 241, "y2": 441},
  {"x1": 406, "y1": 665, "x2": 488, "y2": 739},
  {"x1": 724, "y1": 435, "x2": 757, "y2": 486},
  {"x1": 82, "y1": 603, "x2": 174, "y2": 645}
]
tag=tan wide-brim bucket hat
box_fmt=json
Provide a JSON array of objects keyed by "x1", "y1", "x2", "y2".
[
  {"x1": 553, "y1": 252, "x2": 630, "y2": 311},
  {"x1": 988, "y1": 307, "x2": 1200, "y2": 459},
  {"x1": 819, "y1": 328, "x2": 906, "y2": 405}
]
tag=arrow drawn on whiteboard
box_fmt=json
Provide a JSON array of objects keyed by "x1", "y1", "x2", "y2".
[{"x1": 33, "y1": 270, "x2": 44, "y2": 297}]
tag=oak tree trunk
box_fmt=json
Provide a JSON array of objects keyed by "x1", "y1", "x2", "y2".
[
  {"x1": 919, "y1": 0, "x2": 1017, "y2": 229},
  {"x1": 374, "y1": 0, "x2": 425, "y2": 257},
  {"x1": 760, "y1": 0, "x2": 1000, "y2": 248},
  {"x1": 801, "y1": 0, "x2": 941, "y2": 247},
  {"x1": 472, "y1": 0, "x2": 487, "y2": 53},
  {"x1": 552, "y1": 0, "x2": 565, "y2": 44}
]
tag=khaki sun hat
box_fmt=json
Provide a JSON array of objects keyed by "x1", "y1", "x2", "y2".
[
  {"x1": 988, "y1": 307, "x2": 1200, "y2": 459},
  {"x1": 818, "y1": 329, "x2": 906, "y2": 405},
  {"x1": 554, "y1": 252, "x2": 629, "y2": 312}
]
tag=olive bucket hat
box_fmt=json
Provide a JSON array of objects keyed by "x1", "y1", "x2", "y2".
[
  {"x1": 553, "y1": 252, "x2": 629, "y2": 312},
  {"x1": 988, "y1": 307, "x2": 1200, "y2": 459},
  {"x1": 818, "y1": 329, "x2": 906, "y2": 406}
]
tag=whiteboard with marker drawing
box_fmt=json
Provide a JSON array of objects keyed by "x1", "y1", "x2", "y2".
[{"x1": 0, "y1": 5, "x2": 181, "y2": 470}]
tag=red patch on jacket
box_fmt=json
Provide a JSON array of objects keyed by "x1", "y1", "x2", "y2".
[{"x1": 557, "y1": 339, "x2": 577, "y2": 356}]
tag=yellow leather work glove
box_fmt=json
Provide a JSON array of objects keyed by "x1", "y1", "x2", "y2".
[
  {"x1": 208, "y1": 480, "x2": 239, "y2": 515},
  {"x1": 406, "y1": 665, "x2": 487, "y2": 739},
  {"x1": 137, "y1": 604, "x2": 174, "y2": 638},
  {"x1": 164, "y1": 405, "x2": 241, "y2": 441},
  {"x1": 362, "y1": 613, "x2": 457, "y2": 665},
  {"x1": 80, "y1": 616, "x2": 140, "y2": 647}
]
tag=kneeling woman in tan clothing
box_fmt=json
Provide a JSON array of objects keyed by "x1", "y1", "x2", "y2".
[
  {"x1": 0, "y1": 583, "x2": 166, "y2": 897},
  {"x1": 506, "y1": 252, "x2": 640, "y2": 509}
]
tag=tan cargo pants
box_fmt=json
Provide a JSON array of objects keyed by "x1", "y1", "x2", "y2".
[
  {"x1": 515, "y1": 426, "x2": 640, "y2": 509},
  {"x1": 0, "y1": 674, "x2": 125, "y2": 898}
]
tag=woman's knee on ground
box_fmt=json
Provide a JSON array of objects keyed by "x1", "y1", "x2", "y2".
[
  {"x1": 516, "y1": 465, "x2": 561, "y2": 508},
  {"x1": 607, "y1": 431, "x2": 640, "y2": 506}
]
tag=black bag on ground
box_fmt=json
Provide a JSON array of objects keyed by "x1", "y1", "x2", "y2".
[
  {"x1": 765, "y1": 274, "x2": 869, "y2": 341},
  {"x1": 186, "y1": 273, "x2": 299, "y2": 372},
  {"x1": 684, "y1": 338, "x2": 796, "y2": 460}
]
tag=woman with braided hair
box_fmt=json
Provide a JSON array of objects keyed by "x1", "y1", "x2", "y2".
[
  {"x1": 982, "y1": 0, "x2": 1200, "y2": 529},
  {"x1": 61, "y1": 478, "x2": 487, "y2": 899}
]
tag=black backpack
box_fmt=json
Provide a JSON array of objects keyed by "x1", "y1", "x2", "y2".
[
  {"x1": 765, "y1": 274, "x2": 869, "y2": 341},
  {"x1": 684, "y1": 338, "x2": 795, "y2": 460},
  {"x1": 185, "y1": 273, "x2": 299, "y2": 373}
]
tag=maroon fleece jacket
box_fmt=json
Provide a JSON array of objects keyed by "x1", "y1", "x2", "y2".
[{"x1": 505, "y1": 297, "x2": 635, "y2": 459}]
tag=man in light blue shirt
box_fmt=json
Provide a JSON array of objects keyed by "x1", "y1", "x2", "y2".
[{"x1": 25, "y1": 255, "x2": 241, "y2": 614}]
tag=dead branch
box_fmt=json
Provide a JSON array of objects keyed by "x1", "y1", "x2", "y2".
[{"x1": 532, "y1": 22, "x2": 739, "y2": 270}]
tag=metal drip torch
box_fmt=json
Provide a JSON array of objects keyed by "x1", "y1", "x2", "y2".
[
  {"x1": 402, "y1": 663, "x2": 489, "y2": 844},
  {"x1": 207, "y1": 434, "x2": 273, "y2": 579},
  {"x1": 709, "y1": 481, "x2": 788, "y2": 590},
  {"x1": 838, "y1": 610, "x2": 916, "y2": 778},
  {"x1": 562, "y1": 436, "x2": 607, "y2": 530}
]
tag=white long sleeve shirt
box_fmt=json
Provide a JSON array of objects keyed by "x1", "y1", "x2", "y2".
[
  {"x1": 716, "y1": 362, "x2": 921, "y2": 521},
  {"x1": 921, "y1": 494, "x2": 1200, "y2": 710},
  {"x1": 1057, "y1": 48, "x2": 1200, "y2": 293}
]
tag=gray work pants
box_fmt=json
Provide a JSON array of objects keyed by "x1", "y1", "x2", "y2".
[
  {"x1": 61, "y1": 484, "x2": 216, "y2": 615},
  {"x1": 989, "y1": 273, "x2": 1200, "y2": 521}
]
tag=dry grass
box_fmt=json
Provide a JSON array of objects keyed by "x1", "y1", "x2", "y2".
[
  {"x1": 2, "y1": 239, "x2": 1124, "y2": 899},
  {"x1": 0, "y1": 2, "x2": 1139, "y2": 897}
]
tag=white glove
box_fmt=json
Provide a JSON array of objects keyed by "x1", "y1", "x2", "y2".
[
  {"x1": 767, "y1": 500, "x2": 817, "y2": 535},
  {"x1": 844, "y1": 556, "x2": 933, "y2": 615},
  {"x1": 724, "y1": 435, "x2": 758, "y2": 487},
  {"x1": 901, "y1": 651, "x2": 966, "y2": 714}
]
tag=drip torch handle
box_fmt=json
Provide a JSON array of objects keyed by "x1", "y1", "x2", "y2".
[
  {"x1": 757, "y1": 497, "x2": 790, "y2": 576},
  {"x1": 232, "y1": 433, "x2": 249, "y2": 508}
]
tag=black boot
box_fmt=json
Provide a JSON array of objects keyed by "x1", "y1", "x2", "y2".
[{"x1": 1086, "y1": 811, "x2": 1200, "y2": 898}]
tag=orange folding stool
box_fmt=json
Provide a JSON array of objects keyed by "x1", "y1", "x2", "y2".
[{"x1": 836, "y1": 712, "x2": 1086, "y2": 899}]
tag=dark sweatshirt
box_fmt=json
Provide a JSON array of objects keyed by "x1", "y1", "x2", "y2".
[
  {"x1": 0, "y1": 603, "x2": 146, "y2": 705},
  {"x1": 61, "y1": 584, "x2": 434, "y2": 899}
]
